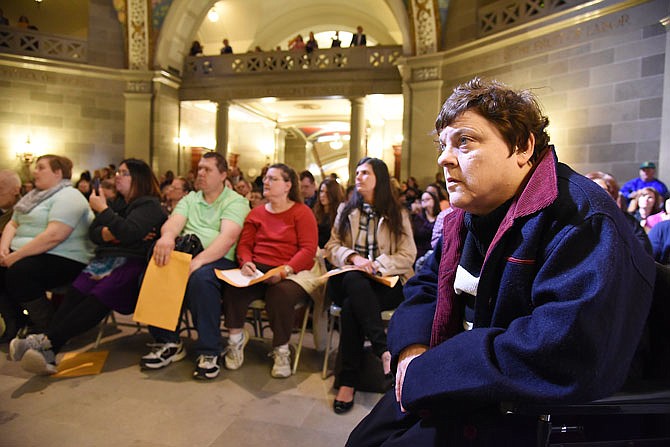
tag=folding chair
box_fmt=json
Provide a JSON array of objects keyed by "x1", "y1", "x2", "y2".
[
  {"x1": 321, "y1": 303, "x2": 395, "y2": 379},
  {"x1": 245, "y1": 298, "x2": 312, "y2": 374}
]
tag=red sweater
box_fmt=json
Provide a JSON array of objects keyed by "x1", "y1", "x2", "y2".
[{"x1": 236, "y1": 203, "x2": 317, "y2": 273}]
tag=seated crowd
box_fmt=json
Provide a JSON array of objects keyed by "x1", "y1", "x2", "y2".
[{"x1": 0, "y1": 80, "x2": 668, "y2": 434}]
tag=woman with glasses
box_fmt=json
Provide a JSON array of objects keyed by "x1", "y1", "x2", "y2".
[
  {"x1": 8, "y1": 159, "x2": 166, "y2": 375},
  {"x1": 325, "y1": 157, "x2": 416, "y2": 414},
  {"x1": 221, "y1": 163, "x2": 318, "y2": 378},
  {"x1": 161, "y1": 176, "x2": 193, "y2": 215},
  {"x1": 0, "y1": 155, "x2": 94, "y2": 342}
]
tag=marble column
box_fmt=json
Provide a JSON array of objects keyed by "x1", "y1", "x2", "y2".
[
  {"x1": 216, "y1": 101, "x2": 229, "y2": 158},
  {"x1": 124, "y1": 81, "x2": 152, "y2": 162},
  {"x1": 349, "y1": 97, "x2": 366, "y2": 184}
]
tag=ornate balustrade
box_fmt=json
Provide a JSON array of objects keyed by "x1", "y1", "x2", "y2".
[
  {"x1": 0, "y1": 25, "x2": 87, "y2": 62},
  {"x1": 184, "y1": 46, "x2": 402, "y2": 78},
  {"x1": 478, "y1": 0, "x2": 583, "y2": 36}
]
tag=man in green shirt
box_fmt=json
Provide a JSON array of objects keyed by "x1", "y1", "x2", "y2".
[{"x1": 141, "y1": 152, "x2": 249, "y2": 380}]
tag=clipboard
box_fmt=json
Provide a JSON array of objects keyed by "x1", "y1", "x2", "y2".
[{"x1": 133, "y1": 251, "x2": 192, "y2": 330}]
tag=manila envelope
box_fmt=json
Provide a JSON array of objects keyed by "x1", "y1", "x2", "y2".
[
  {"x1": 133, "y1": 251, "x2": 191, "y2": 330},
  {"x1": 53, "y1": 351, "x2": 109, "y2": 378}
]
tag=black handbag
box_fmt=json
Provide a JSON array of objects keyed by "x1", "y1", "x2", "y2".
[{"x1": 174, "y1": 234, "x2": 204, "y2": 256}]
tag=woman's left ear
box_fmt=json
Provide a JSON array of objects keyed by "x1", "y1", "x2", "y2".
[{"x1": 516, "y1": 134, "x2": 535, "y2": 167}]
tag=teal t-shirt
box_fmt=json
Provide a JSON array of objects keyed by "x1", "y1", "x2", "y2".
[
  {"x1": 173, "y1": 188, "x2": 250, "y2": 261},
  {"x1": 11, "y1": 186, "x2": 95, "y2": 264}
]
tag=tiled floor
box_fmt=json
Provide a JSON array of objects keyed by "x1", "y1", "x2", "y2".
[{"x1": 0, "y1": 317, "x2": 383, "y2": 447}]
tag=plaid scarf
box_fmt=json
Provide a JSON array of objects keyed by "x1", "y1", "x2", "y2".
[{"x1": 354, "y1": 203, "x2": 379, "y2": 260}]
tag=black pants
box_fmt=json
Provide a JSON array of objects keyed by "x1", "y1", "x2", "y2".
[
  {"x1": 0, "y1": 253, "x2": 85, "y2": 332},
  {"x1": 347, "y1": 389, "x2": 537, "y2": 446},
  {"x1": 328, "y1": 271, "x2": 404, "y2": 388},
  {"x1": 47, "y1": 287, "x2": 110, "y2": 353},
  {"x1": 5, "y1": 253, "x2": 86, "y2": 303}
]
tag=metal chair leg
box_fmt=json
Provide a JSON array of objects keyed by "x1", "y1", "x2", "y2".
[{"x1": 292, "y1": 300, "x2": 311, "y2": 374}]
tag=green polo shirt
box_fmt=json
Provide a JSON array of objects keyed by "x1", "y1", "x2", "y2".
[{"x1": 173, "y1": 188, "x2": 249, "y2": 261}]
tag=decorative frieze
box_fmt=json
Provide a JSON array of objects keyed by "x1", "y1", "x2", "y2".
[
  {"x1": 410, "y1": 0, "x2": 440, "y2": 55},
  {"x1": 127, "y1": 0, "x2": 149, "y2": 70}
]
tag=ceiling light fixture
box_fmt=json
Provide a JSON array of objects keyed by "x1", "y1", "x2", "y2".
[{"x1": 207, "y1": 8, "x2": 219, "y2": 22}]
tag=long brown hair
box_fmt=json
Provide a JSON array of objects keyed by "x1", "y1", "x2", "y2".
[
  {"x1": 314, "y1": 178, "x2": 344, "y2": 227},
  {"x1": 337, "y1": 157, "x2": 405, "y2": 242},
  {"x1": 121, "y1": 158, "x2": 161, "y2": 203}
]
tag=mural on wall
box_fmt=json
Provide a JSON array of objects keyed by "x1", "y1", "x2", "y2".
[{"x1": 151, "y1": 0, "x2": 173, "y2": 32}]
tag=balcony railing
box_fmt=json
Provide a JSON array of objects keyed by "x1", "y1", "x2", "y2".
[
  {"x1": 0, "y1": 25, "x2": 87, "y2": 62},
  {"x1": 184, "y1": 46, "x2": 402, "y2": 78},
  {"x1": 478, "y1": 0, "x2": 583, "y2": 36}
]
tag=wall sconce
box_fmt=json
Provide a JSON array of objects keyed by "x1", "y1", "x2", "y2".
[
  {"x1": 16, "y1": 152, "x2": 35, "y2": 165},
  {"x1": 16, "y1": 136, "x2": 35, "y2": 165}
]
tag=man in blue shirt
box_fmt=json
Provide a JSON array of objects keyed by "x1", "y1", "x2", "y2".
[{"x1": 620, "y1": 161, "x2": 669, "y2": 206}]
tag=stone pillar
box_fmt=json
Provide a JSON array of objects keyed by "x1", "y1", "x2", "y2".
[
  {"x1": 349, "y1": 96, "x2": 366, "y2": 184},
  {"x1": 216, "y1": 101, "x2": 229, "y2": 159},
  {"x1": 659, "y1": 16, "x2": 670, "y2": 182},
  {"x1": 124, "y1": 81, "x2": 152, "y2": 162},
  {"x1": 408, "y1": 76, "x2": 443, "y2": 188}
]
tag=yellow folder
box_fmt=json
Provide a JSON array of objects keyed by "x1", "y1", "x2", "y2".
[{"x1": 133, "y1": 251, "x2": 192, "y2": 330}]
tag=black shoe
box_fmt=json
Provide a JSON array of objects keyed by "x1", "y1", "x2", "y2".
[{"x1": 333, "y1": 397, "x2": 354, "y2": 414}]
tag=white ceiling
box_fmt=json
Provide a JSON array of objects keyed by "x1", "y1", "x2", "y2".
[{"x1": 194, "y1": 0, "x2": 403, "y2": 55}]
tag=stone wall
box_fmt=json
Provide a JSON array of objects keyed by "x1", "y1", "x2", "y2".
[
  {"x1": 88, "y1": 0, "x2": 126, "y2": 68},
  {"x1": 0, "y1": 64, "x2": 125, "y2": 178},
  {"x1": 405, "y1": 0, "x2": 668, "y2": 186}
]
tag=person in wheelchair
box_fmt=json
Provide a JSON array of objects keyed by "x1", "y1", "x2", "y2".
[{"x1": 346, "y1": 78, "x2": 657, "y2": 445}]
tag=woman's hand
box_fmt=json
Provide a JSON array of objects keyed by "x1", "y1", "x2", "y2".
[
  {"x1": 240, "y1": 261, "x2": 257, "y2": 276},
  {"x1": 89, "y1": 188, "x2": 108, "y2": 213},
  {"x1": 395, "y1": 344, "x2": 428, "y2": 412},
  {"x1": 1, "y1": 251, "x2": 18, "y2": 268},
  {"x1": 349, "y1": 254, "x2": 377, "y2": 274},
  {"x1": 101, "y1": 226, "x2": 118, "y2": 242}
]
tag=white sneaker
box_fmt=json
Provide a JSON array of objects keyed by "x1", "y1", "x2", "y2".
[
  {"x1": 193, "y1": 354, "x2": 220, "y2": 380},
  {"x1": 140, "y1": 342, "x2": 186, "y2": 369},
  {"x1": 224, "y1": 329, "x2": 249, "y2": 370},
  {"x1": 21, "y1": 348, "x2": 57, "y2": 375},
  {"x1": 10, "y1": 333, "x2": 51, "y2": 362},
  {"x1": 270, "y1": 346, "x2": 291, "y2": 378}
]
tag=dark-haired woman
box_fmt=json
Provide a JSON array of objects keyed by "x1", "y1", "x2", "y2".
[
  {"x1": 325, "y1": 157, "x2": 416, "y2": 414},
  {"x1": 411, "y1": 191, "x2": 440, "y2": 261},
  {"x1": 9, "y1": 159, "x2": 167, "y2": 375},
  {"x1": 314, "y1": 178, "x2": 344, "y2": 251},
  {"x1": 222, "y1": 163, "x2": 318, "y2": 378}
]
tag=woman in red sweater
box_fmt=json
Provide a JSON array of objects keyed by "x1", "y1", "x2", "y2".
[{"x1": 221, "y1": 163, "x2": 318, "y2": 378}]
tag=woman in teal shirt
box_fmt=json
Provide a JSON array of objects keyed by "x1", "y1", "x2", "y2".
[{"x1": 0, "y1": 155, "x2": 93, "y2": 341}]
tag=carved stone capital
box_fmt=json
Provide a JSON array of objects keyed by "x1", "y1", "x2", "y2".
[{"x1": 412, "y1": 66, "x2": 440, "y2": 82}]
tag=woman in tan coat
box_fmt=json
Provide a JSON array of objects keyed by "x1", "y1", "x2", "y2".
[{"x1": 325, "y1": 157, "x2": 416, "y2": 414}]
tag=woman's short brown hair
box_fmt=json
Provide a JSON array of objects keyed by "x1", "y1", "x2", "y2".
[
  {"x1": 37, "y1": 154, "x2": 73, "y2": 179},
  {"x1": 436, "y1": 77, "x2": 551, "y2": 164}
]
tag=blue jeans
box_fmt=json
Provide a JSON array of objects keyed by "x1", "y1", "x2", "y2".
[{"x1": 148, "y1": 257, "x2": 236, "y2": 356}]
